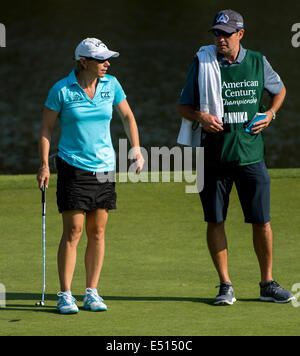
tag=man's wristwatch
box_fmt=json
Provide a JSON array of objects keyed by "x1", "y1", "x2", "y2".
[{"x1": 269, "y1": 109, "x2": 276, "y2": 120}]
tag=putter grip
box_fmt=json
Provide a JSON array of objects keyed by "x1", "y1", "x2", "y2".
[{"x1": 42, "y1": 183, "x2": 46, "y2": 216}]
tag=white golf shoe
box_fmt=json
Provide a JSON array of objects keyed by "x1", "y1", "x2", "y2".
[
  {"x1": 57, "y1": 291, "x2": 79, "y2": 314},
  {"x1": 83, "y1": 288, "x2": 107, "y2": 311}
]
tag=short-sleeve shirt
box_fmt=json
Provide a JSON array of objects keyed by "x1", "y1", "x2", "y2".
[
  {"x1": 45, "y1": 69, "x2": 126, "y2": 172},
  {"x1": 180, "y1": 45, "x2": 283, "y2": 106}
]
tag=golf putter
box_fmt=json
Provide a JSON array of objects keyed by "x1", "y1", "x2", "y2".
[{"x1": 36, "y1": 182, "x2": 46, "y2": 307}]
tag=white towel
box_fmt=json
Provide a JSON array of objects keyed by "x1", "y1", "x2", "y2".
[
  {"x1": 177, "y1": 45, "x2": 223, "y2": 147},
  {"x1": 176, "y1": 118, "x2": 202, "y2": 147}
]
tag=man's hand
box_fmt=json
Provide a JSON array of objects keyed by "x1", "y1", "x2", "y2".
[
  {"x1": 250, "y1": 111, "x2": 273, "y2": 134},
  {"x1": 200, "y1": 112, "x2": 224, "y2": 133},
  {"x1": 178, "y1": 104, "x2": 223, "y2": 133}
]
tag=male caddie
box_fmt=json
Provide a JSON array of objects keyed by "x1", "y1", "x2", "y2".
[{"x1": 178, "y1": 9, "x2": 294, "y2": 305}]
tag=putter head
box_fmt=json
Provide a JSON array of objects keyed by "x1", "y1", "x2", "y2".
[{"x1": 35, "y1": 301, "x2": 45, "y2": 307}]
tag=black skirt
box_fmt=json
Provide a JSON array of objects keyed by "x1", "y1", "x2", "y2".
[{"x1": 56, "y1": 156, "x2": 117, "y2": 213}]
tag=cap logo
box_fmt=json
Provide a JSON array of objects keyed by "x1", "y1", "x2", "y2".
[
  {"x1": 216, "y1": 13, "x2": 229, "y2": 24},
  {"x1": 93, "y1": 40, "x2": 106, "y2": 49},
  {"x1": 75, "y1": 37, "x2": 119, "y2": 61}
]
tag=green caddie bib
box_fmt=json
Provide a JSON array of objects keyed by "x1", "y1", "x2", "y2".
[{"x1": 204, "y1": 49, "x2": 265, "y2": 165}]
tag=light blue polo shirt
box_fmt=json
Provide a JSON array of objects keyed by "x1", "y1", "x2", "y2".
[{"x1": 45, "y1": 69, "x2": 126, "y2": 172}]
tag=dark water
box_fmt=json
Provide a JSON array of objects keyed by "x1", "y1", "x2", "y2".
[{"x1": 1, "y1": 0, "x2": 300, "y2": 173}]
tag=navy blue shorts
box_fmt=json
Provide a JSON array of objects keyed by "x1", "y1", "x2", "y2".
[
  {"x1": 56, "y1": 156, "x2": 117, "y2": 213},
  {"x1": 199, "y1": 160, "x2": 270, "y2": 224}
]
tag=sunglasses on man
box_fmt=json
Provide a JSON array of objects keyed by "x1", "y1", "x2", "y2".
[{"x1": 212, "y1": 30, "x2": 239, "y2": 38}]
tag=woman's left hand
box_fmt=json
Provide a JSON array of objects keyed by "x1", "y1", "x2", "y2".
[{"x1": 129, "y1": 148, "x2": 145, "y2": 174}]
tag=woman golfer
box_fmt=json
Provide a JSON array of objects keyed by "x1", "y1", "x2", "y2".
[{"x1": 37, "y1": 38, "x2": 144, "y2": 314}]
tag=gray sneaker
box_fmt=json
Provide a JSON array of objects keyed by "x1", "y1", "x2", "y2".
[
  {"x1": 214, "y1": 282, "x2": 236, "y2": 305},
  {"x1": 259, "y1": 280, "x2": 294, "y2": 303}
]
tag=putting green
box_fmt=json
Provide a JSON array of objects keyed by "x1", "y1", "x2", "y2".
[{"x1": 0, "y1": 170, "x2": 299, "y2": 336}]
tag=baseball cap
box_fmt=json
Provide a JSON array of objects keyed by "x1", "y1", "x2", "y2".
[
  {"x1": 74, "y1": 38, "x2": 119, "y2": 61},
  {"x1": 210, "y1": 9, "x2": 244, "y2": 34}
]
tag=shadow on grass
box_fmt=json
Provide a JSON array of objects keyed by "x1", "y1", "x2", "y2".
[{"x1": 1, "y1": 293, "x2": 260, "y2": 313}]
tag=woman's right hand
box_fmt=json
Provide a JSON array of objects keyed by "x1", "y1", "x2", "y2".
[{"x1": 37, "y1": 166, "x2": 50, "y2": 190}]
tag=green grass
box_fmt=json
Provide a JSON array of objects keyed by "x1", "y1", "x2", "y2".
[{"x1": 0, "y1": 170, "x2": 300, "y2": 336}]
